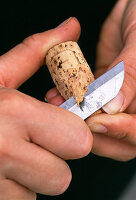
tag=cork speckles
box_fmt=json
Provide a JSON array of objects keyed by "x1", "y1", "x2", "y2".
[{"x1": 46, "y1": 41, "x2": 95, "y2": 105}]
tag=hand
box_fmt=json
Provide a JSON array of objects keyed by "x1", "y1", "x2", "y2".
[
  {"x1": 86, "y1": 0, "x2": 136, "y2": 161},
  {"x1": 0, "y1": 17, "x2": 93, "y2": 200},
  {"x1": 46, "y1": 1, "x2": 136, "y2": 161}
]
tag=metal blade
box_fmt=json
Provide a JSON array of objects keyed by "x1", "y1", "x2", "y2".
[{"x1": 60, "y1": 61, "x2": 124, "y2": 120}]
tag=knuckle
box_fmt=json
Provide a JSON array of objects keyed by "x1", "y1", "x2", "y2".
[
  {"x1": 22, "y1": 33, "x2": 41, "y2": 49},
  {"x1": 0, "y1": 89, "x2": 23, "y2": 162},
  {"x1": 0, "y1": 88, "x2": 22, "y2": 115}
]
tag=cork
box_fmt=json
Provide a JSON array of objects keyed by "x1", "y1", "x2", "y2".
[{"x1": 46, "y1": 41, "x2": 95, "y2": 105}]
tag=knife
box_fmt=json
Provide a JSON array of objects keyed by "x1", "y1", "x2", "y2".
[{"x1": 60, "y1": 61, "x2": 124, "y2": 120}]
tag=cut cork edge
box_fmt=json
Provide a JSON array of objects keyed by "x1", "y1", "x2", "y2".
[
  {"x1": 46, "y1": 41, "x2": 102, "y2": 116},
  {"x1": 46, "y1": 41, "x2": 95, "y2": 105}
]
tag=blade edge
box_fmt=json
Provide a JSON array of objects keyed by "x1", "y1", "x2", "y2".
[
  {"x1": 69, "y1": 70, "x2": 124, "y2": 119},
  {"x1": 60, "y1": 61, "x2": 124, "y2": 111}
]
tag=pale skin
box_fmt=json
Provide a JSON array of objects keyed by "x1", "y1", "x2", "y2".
[
  {"x1": 0, "y1": 18, "x2": 93, "y2": 199},
  {"x1": 1, "y1": 0, "x2": 136, "y2": 199},
  {"x1": 47, "y1": 0, "x2": 136, "y2": 161}
]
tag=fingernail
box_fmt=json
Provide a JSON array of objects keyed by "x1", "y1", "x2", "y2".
[
  {"x1": 44, "y1": 97, "x2": 48, "y2": 103},
  {"x1": 88, "y1": 123, "x2": 107, "y2": 133},
  {"x1": 57, "y1": 17, "x2": 73, "y2": 27},
  {"x1": 102, "y1": 91, "x2": 125, "y2": 114},
  {"x1": 46, "y1": 90, "x2": 59, "y2": 100}
]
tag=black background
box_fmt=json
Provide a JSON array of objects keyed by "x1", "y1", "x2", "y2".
[{"x1": 0, "y1": 0, "x2": 136, "y2": 199}]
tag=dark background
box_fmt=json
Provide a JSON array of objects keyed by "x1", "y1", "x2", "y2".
[{"x1": 0, "y1": 0, "x2": 136, "y2": 199}]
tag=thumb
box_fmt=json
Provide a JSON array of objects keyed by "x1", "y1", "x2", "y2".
[
  {"x1": 102, "y1": 1, "x2": 136, "y2": 114},
  {"x1": 103, "y1": 50, "x2": 136, "y2": 115},
  {"x1": 0, "y1": 17, "x2": 80, "y2": 89}
]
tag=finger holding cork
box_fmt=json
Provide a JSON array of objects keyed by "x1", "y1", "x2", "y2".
[{"x1": 46, "y1": 41, "x2": 102, "y2": 115}]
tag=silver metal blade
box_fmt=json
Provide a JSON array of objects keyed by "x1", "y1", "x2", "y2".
[{"x1": 60, "y1": 61, "x2": 124, "y2": 120}]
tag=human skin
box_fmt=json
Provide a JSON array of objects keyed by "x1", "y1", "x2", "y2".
[
  {"x1": 0, "y1": 18, "x2": 93, "y2": 199},
  {"x1": 46, "y1": 0, "x2": 136, "y2": 161}
]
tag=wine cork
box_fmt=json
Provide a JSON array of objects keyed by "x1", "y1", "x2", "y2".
[{"x1": 46, "y1": 41, "x2": 95, "y2": 105}]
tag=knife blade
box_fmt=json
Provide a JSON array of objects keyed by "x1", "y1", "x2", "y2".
[{"x1": 60, "y1": 61, "x2": 124, "y2": 120}]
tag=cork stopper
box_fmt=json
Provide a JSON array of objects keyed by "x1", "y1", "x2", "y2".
[{"x1": 46, "y1": 41, "x2": 95, "y2": 105}]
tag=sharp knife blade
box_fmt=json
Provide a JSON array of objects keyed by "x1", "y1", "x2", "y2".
[{"x1": 60, "y1": 61, "x2": 124, "y2": 120}]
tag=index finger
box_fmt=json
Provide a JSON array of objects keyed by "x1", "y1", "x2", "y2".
[
  {"x1": 1, "y1": 88, "x2": 92, "y2": 159},
  {"x1": 0, "y1": 17, "x2": 81, "y2": 89}
]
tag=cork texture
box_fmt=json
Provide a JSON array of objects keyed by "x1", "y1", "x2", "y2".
[{"x1": 46, "y1": 41, "x2": 95, "y2": 105}]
